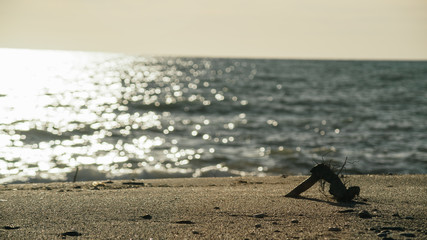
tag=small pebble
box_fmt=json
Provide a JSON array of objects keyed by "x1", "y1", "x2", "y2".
[
  {"x1": 176, "y1": 220, "x2": 194, "y2": 224},
  {"x1": 253, "y1": 213, "x2": 266, "y2": 218},
  {"x1": 192, "y1": 230, "x2": 200, "y2": 234},
  {"x1": 3, "y1": 225, "x2": 20, "y2": 230},
  {"x1": 61, "y1": 231, "x2": 82, "y2": 237},
  {"x1": 291, "y1": 219, "x2": 299, "y2": 223},
  {"x1": 141, "y1": 214, "x2": 152, "y2": 220},
  {"x1": 92, "y1": 182, "x2": 105, "y2": 187},
  {"x1": 358, "y1": 210, "x2": 372, "y2": 219}
]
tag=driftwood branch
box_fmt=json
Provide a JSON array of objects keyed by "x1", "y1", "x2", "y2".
[{"x1": 285, "y1": 163, "x2": 360, "y2": 202}]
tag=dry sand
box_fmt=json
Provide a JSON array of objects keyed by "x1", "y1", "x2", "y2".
[{"x1": 1, "y1": 175, "x2": 426, "y2": 239}]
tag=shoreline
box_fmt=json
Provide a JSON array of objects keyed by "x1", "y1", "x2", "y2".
[{"x1": 1, "y1": 175, "x2": 426, "y2": 239}]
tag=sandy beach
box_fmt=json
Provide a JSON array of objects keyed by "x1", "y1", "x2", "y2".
[{"x1": 1, "y1": 175, "x2": 426, "y2": 239}]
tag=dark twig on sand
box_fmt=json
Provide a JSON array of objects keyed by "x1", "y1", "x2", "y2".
[
  {"x1": 285, "y1": 163, "x2": 360, "y2": 202},
  {"x1": 73, "y1": 167, "x2": 79, "y2": 183}
]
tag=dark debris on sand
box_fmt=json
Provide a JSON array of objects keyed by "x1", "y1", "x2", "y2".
[{"x1": 285, "y1": 163, "x2": 360, "y2": 202}]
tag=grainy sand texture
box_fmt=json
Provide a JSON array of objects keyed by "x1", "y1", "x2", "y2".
[{"x1": 1, "y1": 175, "x2": 426, "y2": 239}]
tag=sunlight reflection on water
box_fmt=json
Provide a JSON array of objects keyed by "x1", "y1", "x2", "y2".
[
  {"x1": 0, "y1": 49, "x2": 170, "y2": 182},
  {"x1": 0, "y1": 49, "x2": 251, "y2": 183},
  {"x1": 1, "y1": 49, "x2": 426, "y2": 183}
]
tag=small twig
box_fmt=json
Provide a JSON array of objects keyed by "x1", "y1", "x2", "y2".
[
  {"x1": 73, "y1": 167, "x2": 79, "y2": 183},
  {"x1": 322, "y1": 151, "x2": 332, "y2": 160},
  {"x1": 337, "y1": 156, "x2": 347, "y2": 176}
]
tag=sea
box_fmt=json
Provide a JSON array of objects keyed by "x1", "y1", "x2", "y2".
[{"x1": 1, "y1": 48, "x2": 426, "y2": 184}]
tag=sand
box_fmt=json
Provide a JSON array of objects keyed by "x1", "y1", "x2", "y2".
[{"x1": 1, "y1": 175, "x2": 426, "y2": 239}]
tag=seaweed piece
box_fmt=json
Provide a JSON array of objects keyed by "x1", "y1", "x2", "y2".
[{"x1": 285, "y1": 163, "x2": 360, "y2": 202}]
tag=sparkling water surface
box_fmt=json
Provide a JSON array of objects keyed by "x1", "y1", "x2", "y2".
[{"x1": 1, "y1": 49, "x2": 426, "y2": 183}]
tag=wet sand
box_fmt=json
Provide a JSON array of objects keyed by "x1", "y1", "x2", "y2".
[{"x1": 1, "y1": 175, "x2": 426, "y2": 239}]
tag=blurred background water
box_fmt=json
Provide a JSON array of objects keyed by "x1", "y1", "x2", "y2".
[{"x1": 1, "y1": 49, "x2": 426, "y2": 183}]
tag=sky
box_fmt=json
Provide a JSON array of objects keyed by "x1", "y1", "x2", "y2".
[{"x1": 1, "y1": 0, "x2": 427, "y2": 60}]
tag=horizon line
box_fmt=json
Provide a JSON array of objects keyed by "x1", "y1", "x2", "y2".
[{"x1": 2, "y1": 47, "x2": 427, "y2": 62}]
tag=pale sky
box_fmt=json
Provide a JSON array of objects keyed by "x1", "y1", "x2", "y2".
[{"x1": 1, "y1": 0, "x2": 426, "y2": 60}]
